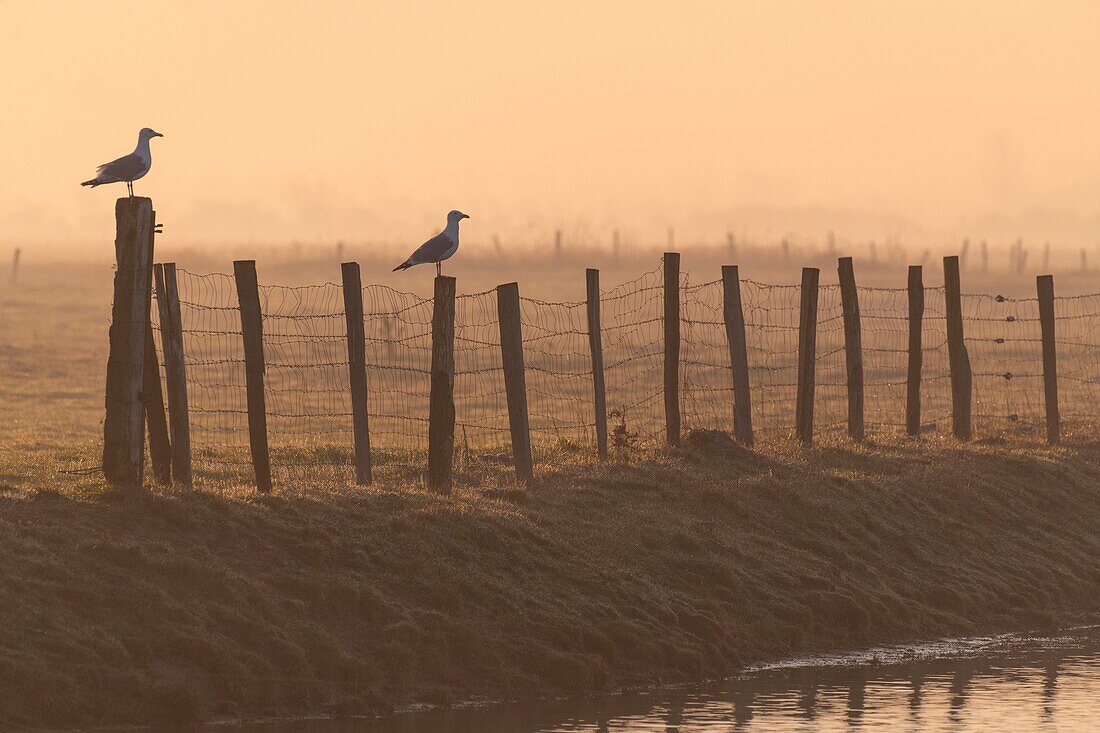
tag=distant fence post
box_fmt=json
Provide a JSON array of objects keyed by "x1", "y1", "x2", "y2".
[
  {"x1": 943, "y1": 255, "x2": 972, "y2": 440},
  {"x1": 906, "y1": 265, "x2": 924, "y2": 437},
  {"x1": 663, "y1": 252, "x2": 681, "y2": 447},
  {"x1": 428, "y1": 275, "x2": 457, "y2": 494},
  {"x1": 154, "y1": 263, "x2": 192, "y2": 488},
  {"x1": 586, "y1": 269, "x2": 609, "y2": 460},
  {"x1": 496, "y1": 282, "x2": 534, "y2": 484},
  {"x1": 721, "y1": 265, "x2": 754, "y2": 446},
  {"x1": 838, "y1": 257, "x2": 864, "y2": 441},
  {"x1": 233, "y1": 260, "x2": 273, "y2": 493},
  {"x1": 795, "y1": 267, "x2": 820, "y2": 446},
  {"x1": 341, "y1": 262, "x2": 372, "y2": 486},
  {"x1": 103, "y1": 198, "x2": 155, "y2": 490},
  {"x1": 143, "y1": 320, "x2": 172, "y2": 485},
  {"x1": 1037, "y1": 275, "x2": 1059, "y2": 446}
]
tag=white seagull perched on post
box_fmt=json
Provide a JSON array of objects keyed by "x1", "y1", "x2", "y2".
[
  {"x1": 393, "y1": 210, "x2": 470, "y2": 276},
  {"x1": 81, "y1": 127, "x2": 163, "y2": 197}
]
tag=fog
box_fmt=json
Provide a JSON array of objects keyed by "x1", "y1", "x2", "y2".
[{"x1": 4, "y1": 1, "x2": 1100, "y2": 254}]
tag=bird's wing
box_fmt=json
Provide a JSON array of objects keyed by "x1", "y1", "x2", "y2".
[
  {"x1": 94, "y1": 153, "x2": 148, "y2": 182},
  {"x1": 407, "y1": 233, "x2": 456, "y2": 264}
]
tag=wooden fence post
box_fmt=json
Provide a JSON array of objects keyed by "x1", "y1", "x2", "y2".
[
  {"x1": 663, "y1": 252, "x2": 681, "y2": 447},
  {"x1": 586, "y1": 269, "x2": 609, "y2": 460},
  {"x1": 721, "y1": 265, "x2": 754, "y2": 446},
  {"x1": 154, "y1": 263, "x2": 192, "y2": 488},
  {"x1": 233, "y1": 260, "x2": 272, "y2": 493},
  {"x1": 497, "y1": 282, "x2": 534, "y2": 484},
  {"x1": 1037, "y1": 275, "x2": 1059, "y2": 445},
  {"x1": 906, "y1": 265, "x2": 924, "y2": 437},
  {"x1": 795, "y1": 267, "x2": 820, "y2": 446},
  {"x1": 428, "y1": 276, "x2": 457, "y2": 494},
  {"x1": 341, "y1": 262, "x2": 372, "y2": 485},
  {"x1": 143, "y1": 320, "x2": 172, "y2": 485},
  {"x1": 838, "y1": 257, "x2": 864, "y2": 441},
  {"x1": 103, "y1": 198, "x2": 155, "y2": 490},
  {"x1": 943, "y1": 255, "x2": 972, "y2": 440}
]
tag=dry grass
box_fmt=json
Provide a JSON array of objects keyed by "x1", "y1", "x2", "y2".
[
  {"x1": 3, "y1": 258, "x2": 1100, "y2": 728},
  {"x1": 3, "y1": 431, "x2": 1100, "y2": 728}
]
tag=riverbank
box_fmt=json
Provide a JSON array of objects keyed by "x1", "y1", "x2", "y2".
[{"x1": 3, "y1": 431, "x2": 1100, "y2": 728}]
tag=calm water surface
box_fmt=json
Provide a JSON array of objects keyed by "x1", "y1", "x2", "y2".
[{"x1": 209, "y1": 626, "x2": 1100, "y2": 732}]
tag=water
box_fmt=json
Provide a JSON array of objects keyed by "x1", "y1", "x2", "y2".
[{"x1": 209, "y1": 626, "x2": 1100, "y2": 732}]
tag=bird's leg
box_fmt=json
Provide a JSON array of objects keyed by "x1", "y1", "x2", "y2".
[{"x1": 436, "y1": 262, "x2": 442, "y2": 277}]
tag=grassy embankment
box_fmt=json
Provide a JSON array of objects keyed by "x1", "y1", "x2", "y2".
[{"x1": 2, "y1": 430, "x2": 1100, "y2": 729}]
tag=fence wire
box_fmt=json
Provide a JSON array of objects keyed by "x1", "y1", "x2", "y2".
[{"x1": 146, "y1": 263, "x2": 1100, "y2": 486}]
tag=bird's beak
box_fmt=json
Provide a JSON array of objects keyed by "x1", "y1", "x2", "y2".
[
  {"x1": 462, "y1": 214, "x2": 470, "y2": 220},
  {"x1": 154, "y1": 132, "x2": 164, "y2": 138}
]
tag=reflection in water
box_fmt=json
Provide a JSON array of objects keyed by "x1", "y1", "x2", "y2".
[
  {"x1": 908, "y1": 671, "x2": 924, "y2": 725},
  {"x1": 1042, "y1": 656, "x2": 1060, "y2": 721},
  {"x1": 205, "y1": 627, "x2": 1099, "y2": 733},
  {"x1": 846, "y1": 672, "x2": 867, "y2": 728},
  {"x1": 664, "y1": 695, "x2": 683, "y2": 731},
  {"x1": 797, "y1": 676, "x2": 816, "y2": 720},
  {"x1": 948, "y1": 662, "x2": 974, "y2": 724},
  {"x1": 730, "y1": 686, "x2": 754, "y2": 729}
]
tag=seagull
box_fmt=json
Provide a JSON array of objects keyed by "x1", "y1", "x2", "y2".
[
  {"x1": 81, "y1": 128, "x2": 163, "y2": 197},
  {"x1": 393, "y1": 210, "x2": 470, "y2": 276}
]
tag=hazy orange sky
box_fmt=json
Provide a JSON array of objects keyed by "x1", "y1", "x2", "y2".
[{"x1": 4, "y1": 1, "x2": 1100, "y2": 252}]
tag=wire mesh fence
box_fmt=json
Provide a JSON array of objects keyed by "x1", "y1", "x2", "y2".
[{"x1": 146, "y1": 259, "x2": 1100, "y2": 486}]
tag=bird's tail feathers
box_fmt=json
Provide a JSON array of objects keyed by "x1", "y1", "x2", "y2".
[
  {"x1": 80, "y1": 179, "x2": 100, "y2": 187},
  {"x1": 393, "y1": 260, "x2": 413, "y2": 272}
]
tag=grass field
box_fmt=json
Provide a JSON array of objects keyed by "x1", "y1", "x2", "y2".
[
  {"x1": 4, "y1": 429, "x2": 1100, "y2": 727},
  {"x1": 3, "y1": 247, "x2": 1100, "y2": 728}
]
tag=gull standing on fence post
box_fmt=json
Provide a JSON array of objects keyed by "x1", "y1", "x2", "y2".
[
  {"x1": 393, "y1": 210, "x2": 470, "y2": 276},
  {"x1": 81, "y1": 128, "x2": 163, "y2": 197}
]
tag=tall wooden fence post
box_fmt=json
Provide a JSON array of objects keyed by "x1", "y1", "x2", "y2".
[
  {"x1": 143, "y1": 320, "x2": 172, "y2": 485},
  {"x1": 944, "y1": 255, "x2": 973, "y2": 440},
  {"x1": 586, "y1": 269, "x2": 609, "y2": 460},
  {"x1": 497, "y1": 282, "x2": 534, "y2": 484},
  {"x1": 906, "y1": 265, "x2": 924, "y2": 437},
  {"x1": 795, "y1": 267, "x2": 820, "y2": 446},
  {"x1": 1037, "y1": 275, "x2": 1060, "y2": 446},
  {"x1": 428, "y1": 276, "x2": 457, "y2": 494},
  {"x1": 103, "y1": 197, "x2": 155, "y2": 490},
  {"x1": 838, "y1": 257, "x2": 864, "y2": 441},
  {"x1": 154, "y1": 263, "x2": 192, "y2": 488},
  {"x1": 721, "y1": 265, "x2": 754, "y2": 446},
  {"x1": 663, "y1": 252, "x2": 681, "y2": 447},
  {"x1": 341, "y1": 262, "x2": 372, "y2": 485},
  {"x1": 233, "y1": 260, "x2": 273, "y2": 493}
]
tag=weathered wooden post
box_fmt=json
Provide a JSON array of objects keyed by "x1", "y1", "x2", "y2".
[
  {"x1": 341, "y1": 262, "x2": 372, "y2": 485},
  {"x1": 795, "y1": 267, "x2": 820, "y2": 446},
  {"x1": 496, "y1": 282, "x2": 534, "y2": 484},
  {"x1": 1037, "y1": 275, "x2": 1059, "y2": 445},
  {"x1": 906, "y1": 265, "x2": 924, "y2": 437},
  {"x1": 428, "y1": 276, "x2": 457, "y2": 494},
  {"x1": 586, "y1": 268, "x2": 609, "y2": 460},
  {"x1": 154, "y1": 263, "x2": 192, "y2": 488},
  {"x1": 663, "y1": 252, "x2": 681, "y2": 447},
  {"x1": 233, "y1": 260, "x2": 273, "y2": 493},
  {"x1": 103, "y1": 198, "x2": 155, "y2": 490},
  {"x1": 721, "y1": 265, "x2": 753, "y2": 446},
  {"x1": 143, "y1": 321, "x2": 172, "y2": 485},
  {"x1": 943, "y1": 255, "x2": 972, "y2": 440},
  {"x1": 838, "y1": 257, "x2": 864, "y2": 441}
]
